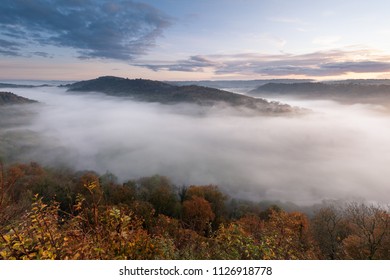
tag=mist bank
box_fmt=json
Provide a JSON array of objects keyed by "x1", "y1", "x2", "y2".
[{"x1": 1, "y1": 86, "x2": 390, "y2": 205}]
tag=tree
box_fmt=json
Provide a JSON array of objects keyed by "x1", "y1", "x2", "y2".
[
  {"x1": 0, "y1": 162, "x2": 46, "y2": 225},
  {"x1": 185, "y1": 185, "x2": 228, "y2": 230},
  {"x1": 343, "y1": 203, "x2": 390, "y2": 259},
  {"x1": 236, "y1": 214, "x2": 265, "y2": 242},
  {"x1": 311, "y1": 206, "x2": 350, "y2": 259},
  {"x1": 4, "y1": 162, "x2": 45, "y2": 203},
  {"x1": 0, "y1": 195, "x2": 65, "y2": 259},
  {"x1": 103, "y1": 179, "x2": 136, "y2": 206},
  {"x1": 212, "y1": 223, "x2": 262, "y2": 259},
  {"x1": 137, "y1": 175, "x2": 179, "y2": 217},
  {"x1": 182, "y1": 196, "x2": 215, "y2": 235},
  {"x1": 261, "y1": 209, "x2": 318, "y2": 259}
]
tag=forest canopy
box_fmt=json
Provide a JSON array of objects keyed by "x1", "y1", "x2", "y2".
[{"x1": 0, "y1": 161, "x2": 389, "y2": 260}]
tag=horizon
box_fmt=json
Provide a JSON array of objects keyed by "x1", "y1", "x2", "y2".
[
  {"x1": 2, "y1": 1, "x2": 390, "y2": 81},
  {"x1": 4, "y1": 76, "x2": 390, "y2": 84}
]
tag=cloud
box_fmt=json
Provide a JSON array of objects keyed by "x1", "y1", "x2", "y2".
[
  {"x1": 4, "y1": 87, "x2": 390, "y2": 205},
  {"x1": 141, "y1": 48, "x2": 390, "y2": 77},
  {"x1": 321, "y1": 61, "x2": 390, "y2": 73},
  {"x1": 32, "y1": 51, "x2": 52, "y2": 58},
  {"x1": 0, "y1": 0, "x2": 171, "y2": 60},
  {"x1": 138, "y1": 55, "x2": 219, "y2": 72},
  {"x1": 0, "y1": 38, "x2": 24, "y2": 56}
]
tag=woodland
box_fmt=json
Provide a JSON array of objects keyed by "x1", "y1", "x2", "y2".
[{"x1": 0, "y1": 161, "x2": 389, "y2": 260}]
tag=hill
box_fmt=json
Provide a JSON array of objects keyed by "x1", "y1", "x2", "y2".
[
  {"x1": 0, "y1": 83, "x2": 50, "y2": 88},
  {"x1": 249, "y1": 82, "x2": 390, "y2": 104},
  {"x1": 0, "y1": 91, "x2": 38, "y2": 105},
  {"x1": 169, "y1": 79, "x2": 313, "y2": 92},
  {"x1": 66, "y1": 76, "x2": 303, "y2": 114}
]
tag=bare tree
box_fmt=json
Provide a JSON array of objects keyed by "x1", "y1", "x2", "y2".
[
  {"x1": 343, "y1": 202, "x2": 390, "y2": 259},
  {"x1": 311, "y1": 205, "x2": 350, "y2": 259}
]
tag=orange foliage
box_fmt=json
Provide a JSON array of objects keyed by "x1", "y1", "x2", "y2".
[
  {"x1": 1, "y1": 161, "x2": 389, "y2": 260},
  {"x1": 182, "y1": 196, "x2": 215, "y2": 235}
]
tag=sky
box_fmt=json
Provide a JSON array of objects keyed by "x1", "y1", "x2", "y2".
[{"x1": 2, "y1": 0, "x2": 390, "y2": 81}]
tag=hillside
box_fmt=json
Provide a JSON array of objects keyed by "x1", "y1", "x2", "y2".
[
  {"x1": 249, "y1": 82, "x2": 390, "y2": 104},
  {"x1": 66, "y1": 76, "x2": 303, "y2": 114},
  {"x1": 0, "y1": 91, "x2": 38, "y2": 105}
]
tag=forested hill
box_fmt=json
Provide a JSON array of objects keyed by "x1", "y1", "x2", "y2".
[
  {"x1": 65, "y1": 76, "x2": 303, "y2": 114},
  {"x1": 250, "y1": 82, "x2": 390, "y2": 103},
  {"x1": 0, "y1": 91, "x2": 38, "y2": 105},
  {"x1": 169, "y1": 79, "x2": 313, "y2": 91}
]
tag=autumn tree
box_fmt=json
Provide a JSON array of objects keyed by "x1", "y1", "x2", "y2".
[
  {"x1": 0, "y1": 161, "x2": 47, "y2": 225},
  {"x1": 182, "y1": 196, "x2": 215, "y2": 235},
  {"x1": 236, "y1": 214, "x2": 265, "y2": 242},
  {"x1": 3, "y1": 162, "x2": 45, "y2": 202},
  {"x1": 0, "y1": 195, "x2": 66, "y2": 259},
  {"x1": 137, "y1": 175, "x2": 180, "y2": 217},
  {"x1": 311, "y1": 205, "x2": 350, "y2": 259},
  {"x1": 0, "y1": 194, "x2": 176, "y2": 260},
  {"x1": 343, "y1": 203, "x2": 390, "y2": 259},
  {"x1": 102, "y1": 178, "x2": 136, "y2": 206},
  {"x1": 227, "y1": 199, "x2": 264, "y2": 220},
  {"x1": 185, "y1": 185, "x2": 228, "y2": 230},
  {"x1": 261, "y1": 209, "x2": 318, "y2": 259},
  {"x1": 212, "y1": 222, "x2": 262, "y2": 259}
]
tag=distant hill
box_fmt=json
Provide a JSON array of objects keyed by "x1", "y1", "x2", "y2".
[
  {"x1": 0, "y1": 83, "x2": 50, "y2": 88},
  {"x1": 0, "y1": 91, "x2": 38, "y2": 105},
  {"x1": 325, "y1": 79, "x2": 390, "y2": 85},
  {"x1": 169, "y1": 79, "x2": 313, "y2": 92},
  {"x1": 249, "y1": 82, "x2": 390, "y2": 104},
  {"x1": 66, "y1": 76, "x2": 304, "y2": 114}
]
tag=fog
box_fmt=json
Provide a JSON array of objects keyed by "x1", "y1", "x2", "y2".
[{"x1": 2, "y1": 86, "x2": 390, "y2": 205}]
